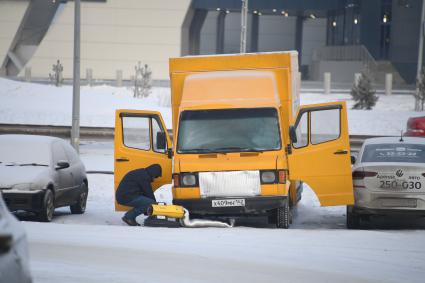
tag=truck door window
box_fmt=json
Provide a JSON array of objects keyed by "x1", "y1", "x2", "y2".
[
  {"x1": 122, "y1": 116, "x2": 150, "y2": 150},
  {"x1": 152, "y1": 118, "x2": 167, "y2": 153},
  {"x1": 293, "y1": 112, "x2": 308, "y2": 148},
  {"x1": 311, "y1": 109, "x2": 340, "y2": 144}
]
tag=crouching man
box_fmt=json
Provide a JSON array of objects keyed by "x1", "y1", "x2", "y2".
[{"x1": 116, "y1": 164, "x2": 162, "y2": 226}]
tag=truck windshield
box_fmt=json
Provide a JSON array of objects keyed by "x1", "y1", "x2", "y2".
[{"x1": 177, "y1": 108, "x2": 281, "y2": 153}]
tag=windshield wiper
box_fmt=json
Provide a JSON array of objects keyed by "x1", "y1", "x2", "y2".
[
  {"x1": 19, "y1": 163, "x2": 49, "y2": 167},
  {"x1": 179, "y1": 149, "x2": 217, "y2": 153},
  {"x1": 180, "y1": 147, "x2": 267, "y2": 154},
  {"x1": 213, "y1": 147, "x2": 264, "y2": 153}
]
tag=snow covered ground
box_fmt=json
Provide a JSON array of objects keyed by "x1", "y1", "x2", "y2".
[
  {"x1": 25, "y1": 220, "x2": 425, "y2": 283},
  {"x1": 1, "y1": 77, "x2": 423, "y2": 135},
  {"x1": 2, "y1": 78, "x2": 425, "y2": 282},
  {"x1": 19, "y1": 140, "x2": 425, "y2": 283}
]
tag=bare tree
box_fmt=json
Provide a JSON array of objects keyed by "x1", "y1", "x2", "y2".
[
  {"x1": 133, "y1": 61, "x2": 152, "y2": 98},
  {"x1": 49, "y1": 60, "x2": 64, "y2": 87}
]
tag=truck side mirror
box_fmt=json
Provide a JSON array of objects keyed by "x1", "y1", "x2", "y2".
[
  {"x1": 156, "y1": 132, "x2": 167, "y2": 150},
  {"x1": 167, "y1": 148, "x2": 173, "y2": 159},
  {"x1": 350, "y1": 155, "x2": 356, "y2": 165},
  {"x1": 289, "y1": 126, "x2": 298, "y2": 144}
]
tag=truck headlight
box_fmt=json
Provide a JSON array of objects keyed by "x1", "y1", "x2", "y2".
[
  {"x1": 260, "y1": 171, "x2": 276, "y2": 184},
  {"x1": 181, "y1": 173, "x2": 198, "y2": 187}
]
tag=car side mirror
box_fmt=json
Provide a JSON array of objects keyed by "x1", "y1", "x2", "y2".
[
  {"x1": 0, "y1": 234, "x2": 12, "y2": 255},
  {"x1": 350, "y1": 155, "x2": 356, "y2": 165},
  {"x1": 156, "y1": 132, "x2": 167, "y2": 150},
  {"x1": 55, "y1": 160, "x2": 70, "y2": 170},
  {"x1": 289, "y1": 126, "x2": 298, "y2": 144}
]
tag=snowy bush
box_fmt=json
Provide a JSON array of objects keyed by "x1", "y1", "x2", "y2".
[
  {"x1": 48, "y1": 59, "x2": 64, "y2": 87},
  {"x1": 414, "y1": 68, "x2": 425, "y2": 111},
  {"x1": 133, "y1": 62, "x2": 152, "y2": 98},
  {"x1": 350, "y1": 72, "x2": 378, "y2": 110}
]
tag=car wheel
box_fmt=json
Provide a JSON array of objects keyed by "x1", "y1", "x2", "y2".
[
  {"x1": 346, "y1": 206, "x2": 361, "y2": 229},
  {"x1": 70, "y1": 183, "x2": 88, "y2": 214},
  {"x1": 38, "y1": 189, "x2": 54, "y2": 222}
]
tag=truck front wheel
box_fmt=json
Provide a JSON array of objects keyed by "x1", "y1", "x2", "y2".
[{"x1": 269, "y1": 199, "x2": 290, "y2": 229}]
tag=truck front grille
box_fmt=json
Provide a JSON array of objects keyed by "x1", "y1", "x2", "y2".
[{"x1": 199, "y1": 170, "x2": 261, "y2": 198}]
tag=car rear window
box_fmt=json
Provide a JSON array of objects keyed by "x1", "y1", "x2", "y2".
[{"x1": 361, "y1": 143, "x2": 425, "y2": 163}]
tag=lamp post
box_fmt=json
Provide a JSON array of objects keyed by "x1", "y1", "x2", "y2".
[
  {"x1": 240, "y1": 0, "x2": 248, "y2": 53},
  {"x1": 71, "y1": 0, "x2": 81, "y2": 152},
  {"x1": 416, "y1": 0, "x2": 425, "y2": 110}
]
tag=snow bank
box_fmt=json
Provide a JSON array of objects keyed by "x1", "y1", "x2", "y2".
[
  {"x1": 0, "y1": 78, "x2": 172, "y2": 128},
  {"x1": 0, "y1": 77, "x2": 424, "y2": 135}
]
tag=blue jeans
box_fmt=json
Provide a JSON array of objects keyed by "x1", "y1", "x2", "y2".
[{"x1": 124, "y1": 195, "x2": 156, "y2": 220}]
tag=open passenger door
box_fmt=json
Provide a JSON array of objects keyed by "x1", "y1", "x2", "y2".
[
  {"x1": 114, "y1": 110, "x2": 172, "y2": 211},
  {"x1": 287, "y1": 102, "x2": 354, "y2": 206}
]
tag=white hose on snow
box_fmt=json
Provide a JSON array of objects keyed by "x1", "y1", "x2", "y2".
[{"x1": 180, "y1": 209, "x2": 234, "y2": 228}]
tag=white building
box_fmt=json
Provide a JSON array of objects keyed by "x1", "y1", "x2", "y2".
[{"x1": 0, "y1": 0, "x2": 191, "y2": 81}]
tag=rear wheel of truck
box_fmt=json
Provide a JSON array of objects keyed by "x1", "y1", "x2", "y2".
[{"x1": 346, "y1": 206, "x2": 360, "y2": 229}]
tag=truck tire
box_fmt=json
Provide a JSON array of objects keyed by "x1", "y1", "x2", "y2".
[
  {"x1": 276, "y1": 200, "x2": 290, "y2": 229},
  {"x1": 70, "y1": 183, "x2": 88, "y2": 214},
  {"x1": 38, "y1": 189, "x2": 54, "y2": 222},
  {"x1": 346, "y1": 206, "x2": 360, "y2": 229}
]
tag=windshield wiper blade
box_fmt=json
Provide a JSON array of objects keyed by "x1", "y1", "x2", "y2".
[
  {"x1": 213, "y1": 147, "x2": 264, "y2": 153},
  {"x1": 180, "y1": 149, "x2": 216, "y2": 153},
  {"x1": 19, "y1": 163, "x2": 49, "y2": 167}
]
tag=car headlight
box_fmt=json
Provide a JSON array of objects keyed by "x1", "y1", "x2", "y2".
[
  {"x1": 12, "y1": 183, "x2": 42, "y2": 191},
  {"x1": 181, "y1": 173, "x2": 197, "y2": 187},
  {"x1": 260, "y1": 171, "x2": 277, "y2": 184}
]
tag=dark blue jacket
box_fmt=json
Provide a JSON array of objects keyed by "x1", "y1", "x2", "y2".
[{"x1": 115, "y1": 164, "x2": 162, "y2": 205}]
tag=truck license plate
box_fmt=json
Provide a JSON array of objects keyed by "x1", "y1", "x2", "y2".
[{"x1": 212, "y1": 199, "x2": 245, "y2": 207}]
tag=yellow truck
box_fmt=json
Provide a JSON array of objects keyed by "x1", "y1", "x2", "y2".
[{"x1": 114, "y1": 51, "x2": 354, "y2": 228}]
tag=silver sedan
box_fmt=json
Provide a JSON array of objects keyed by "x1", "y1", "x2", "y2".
[
  {"x1": 0, "y1": 135, "x2": 88, "y2": 222},
  {"x1": 348, "y1": 137, "x2": 425, "y2": 228}
]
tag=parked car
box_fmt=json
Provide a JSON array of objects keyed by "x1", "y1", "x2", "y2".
[
  {"x1": 0, "y1": 135, "x2": 88, "y2": 222},
  {"x1": 348, "y1": 137, "x2": 425, "y2": 228},
  {"x1": 405, "y1": 116, "x2": 425, "y2": 137},
  {"x1": 0, "y1": 192, "x2": 32, "y2": 283}
]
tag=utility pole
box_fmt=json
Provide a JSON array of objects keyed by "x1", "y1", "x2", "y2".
[
  {"x1": 71, "y1": 0, "x2": 81, "y2": 152},
  {"x1": 240, "y1": 0, "x2": 248, "y2": 53},
  {"x1": 416, "y1": 0, "x2": 425, "y2": 111}
]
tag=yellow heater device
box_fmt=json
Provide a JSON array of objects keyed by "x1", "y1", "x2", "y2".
[{"x1": 147, "y1": 204, "x2": 185, "y2": 219}]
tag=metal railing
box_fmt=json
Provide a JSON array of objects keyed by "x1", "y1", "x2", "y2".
[
  {"x1": 0, "y1": 123, "x2": 389, "y2": 152},
  {"x1": 312, "y1": 45, "x2": 377, "y2": 72}
]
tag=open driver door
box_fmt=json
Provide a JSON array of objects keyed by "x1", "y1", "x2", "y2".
[
  {"x1": 114, "y1": 110, "x2": 172, "y2": 211},
  {"x1": 287, "y1": 102, "x2": 354, "y2": 206}
]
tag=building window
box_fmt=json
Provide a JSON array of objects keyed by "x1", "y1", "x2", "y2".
[{"x1": 326, "y1": 0, "x2": 360, "y2": 46}]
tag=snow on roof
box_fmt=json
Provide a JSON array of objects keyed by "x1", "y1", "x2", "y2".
[
  {"x1": 363, "y1": 136, "x2": 425, "y2": 145},
  {"x1": 0, "y1": 134, "x2": 61, "y2": 144},
  {"x1": 181, "y1": 50, "x2": 298, "y2": 59}
]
